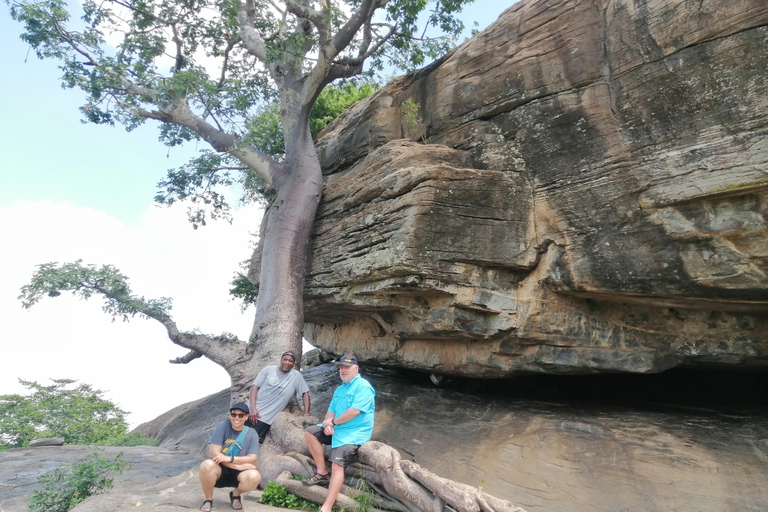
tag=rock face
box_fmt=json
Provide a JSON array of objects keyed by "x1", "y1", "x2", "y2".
[{"x1": 297, "y1": 0, "x2": 768, "y2": 376}]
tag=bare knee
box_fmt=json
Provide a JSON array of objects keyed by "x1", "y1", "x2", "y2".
[
  {"x1": 199, "y1": 459, "x2": 220, "y2": 477},
  {"x1": 200, "y1": 459, "x2": 216, "y2": 471},
  {"x1": 238, "y1": 470, "x2": 262, "y2": 491}
]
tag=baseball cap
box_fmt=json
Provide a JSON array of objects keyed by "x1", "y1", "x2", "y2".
[
  {"x1": 338, "y1": 354, "x2": 358, "y2": 366},
  {"x1": 281, "y1": 351, "x2": 297, "y2": 362},
  {"x1": 230, "y1": 402, "x2": 250, "y2": 414}
]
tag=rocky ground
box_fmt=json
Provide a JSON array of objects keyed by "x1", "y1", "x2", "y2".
[
  {"x1": 0, "y1": 445, "x2": 280, "y2": 512},
  {"x1": 2, "y1": 365, "x2": 766, "y2": 512}
]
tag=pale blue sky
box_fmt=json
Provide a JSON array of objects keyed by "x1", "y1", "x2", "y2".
[{"x1": 0, "y1": 1, "x2": 515, "y2": 427}]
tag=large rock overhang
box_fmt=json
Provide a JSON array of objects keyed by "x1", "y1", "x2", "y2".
[{"x1": 299, "y1": 0, "x2": 768, "y2": 377}]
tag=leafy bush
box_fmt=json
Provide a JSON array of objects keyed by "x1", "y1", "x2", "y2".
[
  {"x1": 259, "y1": 482, "x2": 315, "y2": 510},
  {"x1": 0, "y1": 378, "x2": 155, "y2": 449},
  {"x1": 28, "y1": 452, "x2": 128, "y2": 512}
]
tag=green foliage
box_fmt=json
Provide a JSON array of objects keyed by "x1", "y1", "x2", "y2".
[
  {"x1": 351, "y1": 479, "x2": 377, "y2": 512},
  {"x1": 19, "y1": 260, "x2": 172, "y2": 321},
  {"x1": 0, "y1": 379, "x2": 153, "y2": 449},
  {"x1": 259, "y1": 482, "x2": 315, "y2": 510},
  {"x1": 28, "y1": 452, "x2": 128, "y2": 512},
  {"x1": 309, "y1": 81, "x2": 380, "y2": 139},
  {"x1": 7, "y1": 0, "x2": 472, "y2": 227},
  {"x1": 229, "y1": 272, "x2": 259, "y2": 309},
  {"x1": 402, "y1": 98, "x2": 427, "y2": 142}
]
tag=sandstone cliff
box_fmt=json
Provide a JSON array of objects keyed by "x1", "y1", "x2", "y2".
[{"x1": 287, "y1": 0, "x2": 768, "y2": 376}]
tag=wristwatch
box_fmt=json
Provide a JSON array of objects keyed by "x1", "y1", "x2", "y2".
[
  {"x1": 230, "y1": 455, "x2": 234, "y2": 463},
  {"x1": 331, "y1": 418, "x2": 336, "y2": 426}
]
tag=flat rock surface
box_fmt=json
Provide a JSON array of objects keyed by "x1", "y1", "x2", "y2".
[{"x1": 0, "y1": 445, "x2": 276, "y2": 512}]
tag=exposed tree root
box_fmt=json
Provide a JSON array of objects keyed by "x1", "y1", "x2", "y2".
[{"x1": 257, "y1": 412, "x2": 528, "y2": 512}]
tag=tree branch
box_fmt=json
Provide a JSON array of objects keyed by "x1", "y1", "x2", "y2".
[
  {"x1": 136, "y1": 99, "x2": 278, "y2": 185},
  {"x1": 169, "y1": 349, "x2": 204, "y2": 364},
  {"x1": 236, "y1": 0, "x2": 269, "y2": 64}
]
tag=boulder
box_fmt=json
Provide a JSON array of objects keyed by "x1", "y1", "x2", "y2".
[
  {"x1": 27, "y1": 437, "x2": 64, "y2": 447},
  {"x1": 297, "y1": 0, "x2": 768, "y2": 376}
]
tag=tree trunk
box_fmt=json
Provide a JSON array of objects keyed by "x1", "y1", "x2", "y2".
[{"x1": 233, "y1": 117, "x2": 323, "y2": 401}]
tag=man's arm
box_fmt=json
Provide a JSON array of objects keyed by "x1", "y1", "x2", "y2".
[
  {"x1": 248, "y1": 385, "x2": 261, "y2": 424},
  {"x1": 302, "y1": 391, "x2": 311, "y2": 414},
  {"x1": 208, "y1": 443, "x2": 257, "y2": 469},
  {"x1": 331, "y1": 408, "x2": 361, "y2": 425}
]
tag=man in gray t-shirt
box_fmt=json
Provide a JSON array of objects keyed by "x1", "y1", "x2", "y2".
[
  {"x1": 199, "y1": 402, "x2": 260, "y2": 511},
  {"x1": 247, "y1": 351, "x2": 310, "y2": 442}
]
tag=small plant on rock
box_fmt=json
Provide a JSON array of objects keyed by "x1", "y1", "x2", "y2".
[
  {"x1": 28, "y1": 452, "x2": 128, "y2": 512},
  {"x1": 259, "y1": 482, "x2": 315, "y2": 510}
]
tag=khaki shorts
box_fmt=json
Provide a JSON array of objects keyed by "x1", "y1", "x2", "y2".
[{"x1": 305, "y1": 425, "x2": 360, "y2": 468}]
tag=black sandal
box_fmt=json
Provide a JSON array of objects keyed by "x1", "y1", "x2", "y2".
[
  {"x1": 229, "y1": 490, "x2": 243, "y2": 510},
  {"x1": 200, "y1": 499, "x2": 213, "y2": 511}
]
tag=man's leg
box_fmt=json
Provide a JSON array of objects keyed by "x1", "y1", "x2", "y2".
[
  {"x1": 320, "y1": 462, "x2": 345, "y2": 512},
  {"x1": 199, "y1": 459, "x2": 222, "y2": 501},
  {"x1": 304, "y1": 430, "x2": 329, "y2": 476},
  {"x1": 235, "y1": 469, "x2": 262, "y2": 495}
]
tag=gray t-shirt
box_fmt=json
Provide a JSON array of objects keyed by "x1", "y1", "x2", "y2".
[
  {"x1": 209, "y1": 420, "x2": 259, "y2": 456},
  {"x1": 253, "y1": 366, "x2": 310, "y2": 425}
]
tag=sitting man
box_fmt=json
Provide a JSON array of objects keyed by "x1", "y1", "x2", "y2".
[
  {"x1": 303, "y1": 355, "x2": 375, "y2": 512},
  {"x1": 247, "y1": 351, "x2": 311, "y2": 443},
  {"x1": 199, "y1": 402, "x2": 261, "y2": 511}
]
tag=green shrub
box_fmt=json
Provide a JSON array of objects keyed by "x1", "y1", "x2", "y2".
[
  {"x1": 0, "y1": 378, "x2": 156, "y2": 449},
  {"x1": 259, "y1": 482, "x2": 315, "y2": 510},
  {"x1": 28, "y1": 452, "x2": 128, "y2": 512}
]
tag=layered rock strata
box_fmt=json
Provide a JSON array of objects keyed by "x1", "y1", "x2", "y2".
[{"x1": 288, "y1": 0, "x2": 768, "y2": 376}]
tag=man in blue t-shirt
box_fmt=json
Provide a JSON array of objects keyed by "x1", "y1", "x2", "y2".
[
  {"x1": 303, "y1": 354, "x2": 375, "y2": 512},
  {"x1": 199, "y1": 402, "x2": 261, "y2": 511}
]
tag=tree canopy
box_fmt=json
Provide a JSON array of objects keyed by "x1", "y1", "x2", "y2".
[
  {"x1": 7, "y1": 0, "x2": 467, "y2": 221},
  {"x1": 0, "y1": 378, "x2": 153, "y2": 448},
  {"x1": 9, "y1": 0, "x2": 476, "y2": 399}
]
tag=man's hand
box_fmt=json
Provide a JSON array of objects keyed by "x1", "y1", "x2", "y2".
[
  {"x1": 249, "y1": 410, "x2": 260, "y2": 424},
  {"x1": 211, "y1": 453, "x2": 230, "y2": 465},
  {"x1": 322, "y1": 417, "x2": 335, "y2": 436}
]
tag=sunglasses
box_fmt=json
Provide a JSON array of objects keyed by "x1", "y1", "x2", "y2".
[{"x1": 230, "y1": 412, "x2": 247, "y2": 418}]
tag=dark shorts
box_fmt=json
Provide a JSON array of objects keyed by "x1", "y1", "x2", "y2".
[
  {"x1": 214, "y1": 466, "x2": 243, "y2": 488},
  {"x1": 305, "y1": 425, "x2": 360, "y2": 468},
  {"x1": 245, "y1": 420, "x2": 271, "y2": 444}
]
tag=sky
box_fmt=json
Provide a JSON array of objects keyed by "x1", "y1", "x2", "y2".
[{"x1": 0, "y1": 0, "x2": 515, "y2": 428}]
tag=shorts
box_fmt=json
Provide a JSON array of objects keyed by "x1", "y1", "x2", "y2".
[
  {"x1": 245, "y1": 420, "x2": 271, "y2": 444},
  {"x1": 305, "y1": 425, "x2": 360, "y2": 468},
  {"x1": 214, "y1": 466, "x2": 243, "y2": 488}
]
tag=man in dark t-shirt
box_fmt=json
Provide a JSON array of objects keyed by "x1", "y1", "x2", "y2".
[{"x1": 199, "y1": 402, "x2": 261, "y2": 511}]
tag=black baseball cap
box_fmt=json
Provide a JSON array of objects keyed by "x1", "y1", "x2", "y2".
[
  {"x1": 230, "y1": 402, "x2": 250, "y2": 414},
  {"x1": 338, "y1": 354, "x2": 358, "y2": 366}
]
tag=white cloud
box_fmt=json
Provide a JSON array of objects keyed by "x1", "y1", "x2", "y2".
[{"x1": 0, "y1": 199, "x2": 263, "y2": 427}]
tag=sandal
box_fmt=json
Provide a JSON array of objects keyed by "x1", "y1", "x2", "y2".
[
  {"x1": 200, "y1": 499, "x2": 213, "y2": 512},
  {"x1": 229, "y1": 490, "x2": 243, "y2": 510},
  {"x1": 303, "y1": 472, "x2": 330, "y2": 486}
]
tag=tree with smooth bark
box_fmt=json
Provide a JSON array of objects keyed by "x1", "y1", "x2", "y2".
[
  {"x1": 9, "y1": 0, "x2": 472, "y2": 400},
  {"x1": 10, "y1": 2, "x2": 534, "y2": 509}
]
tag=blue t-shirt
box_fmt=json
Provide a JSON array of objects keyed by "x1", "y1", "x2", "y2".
[{"x1": 329, "y1": 375, "x2": 375, "y2": 448}]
